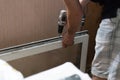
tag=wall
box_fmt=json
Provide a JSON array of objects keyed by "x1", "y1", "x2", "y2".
[{"x1": 0, "y1": 0, "x2": 65, "y2": 48}]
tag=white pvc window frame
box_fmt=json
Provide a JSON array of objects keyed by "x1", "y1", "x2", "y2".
[{"x1": 0, "y1": 31, "x2": 89, "y2": 72}]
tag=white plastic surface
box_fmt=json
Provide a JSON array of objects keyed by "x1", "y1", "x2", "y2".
[
  {"x1": 0, "y1": 59, "x2": 24, "y2": 80},
  {"x1": 25, "y1": 62, "x2": 91, "y2": 80}
]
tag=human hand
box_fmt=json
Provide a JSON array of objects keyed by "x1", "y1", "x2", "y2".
[{"x1": 62, "y1": 32, "x2": 75, "y2": 48}]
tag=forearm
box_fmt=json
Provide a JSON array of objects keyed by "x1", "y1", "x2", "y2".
[
  {"x1": 67, "y1": 11, "x2": 82, "y2": 35},
  {"x1": 63, "y1": 0, "x2": 83, "y2": 35},
  {"x1": 62, "y1": 0, "x2": 90, "y2": 47}
]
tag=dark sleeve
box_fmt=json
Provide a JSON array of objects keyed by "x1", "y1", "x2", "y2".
[
  {"x1": 91, "y1": 0, "x2": 104, "y2": 5},
  {"x1": 91, "y1": 0, "x2": 100, "y2": 3}
]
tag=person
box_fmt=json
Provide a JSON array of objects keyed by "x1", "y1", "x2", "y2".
[{"x1": 62, "y1": 0, "x2": 120, "y2": 80}]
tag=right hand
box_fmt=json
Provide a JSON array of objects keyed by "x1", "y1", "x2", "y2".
[{"x1": 62, "y1": 31, "x2": 75, "y2": 48}]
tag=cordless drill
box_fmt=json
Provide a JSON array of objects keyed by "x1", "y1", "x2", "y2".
[
  {"x1": 58, "y1": 10, "x2": 86, "y2": 35},
  {"x1": 58, "y1": 10, "x2": 67, "y2": 36}
]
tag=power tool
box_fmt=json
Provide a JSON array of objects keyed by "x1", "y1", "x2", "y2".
[
  {"x1": 58, "y1": 10, "x2": 67, "y2": 36},
  {"x1": 58, "y1": 10, "x2": 86, "y2": 35}
]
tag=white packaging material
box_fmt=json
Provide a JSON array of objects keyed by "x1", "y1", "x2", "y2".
[
  {"x1": 25, "y1": 62, "x2": 92, "y2": 80},
  {"x1": 0, "y1": 59, "x2": 24, "y2": 80},
  {"x1": 0, "y1": 59, "x2": 91, "y2": 80}
]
